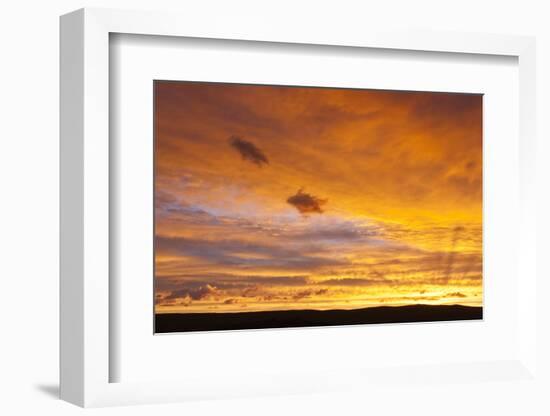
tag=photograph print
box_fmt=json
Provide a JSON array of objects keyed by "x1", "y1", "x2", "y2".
[{"x1": 154, "y1": 81, "x2": 483, "y2": 333}]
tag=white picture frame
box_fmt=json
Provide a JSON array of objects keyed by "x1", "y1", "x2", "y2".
[{"x1": 60, "y1": 7, "x2": 538, "y2": 408}]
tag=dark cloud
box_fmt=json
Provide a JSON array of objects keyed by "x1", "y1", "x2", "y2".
[
  {"x1": 155, "y1": 275, "x2": 315, "y2": 306},
  {"x1": 223, "y1": 298, "x2": 239, "y2": 304},
  {"x1": 444, "y1": 292, "x2": 467, "y2": 298},
  {"x1": 261, "y1": 294, "x2": 283, "y2": 301},
  {"x1": 292, "y1": 290, "x2": 310, "y2": 300},
  {"x1": 319, "y1": 278, "x2": 392, "y2": 286},
  {"x1": 229, "y1": 135, "x2": 269, "y2": 166},
  {"x1": 292, "y1": 288, "x2": 329, "y2": 300},
  {"x1": 164, "y1": 283, "x2": 218, "y2": 301},
  {"x1": 287, "y1": 188, "x2": 327, "y2": 214}
]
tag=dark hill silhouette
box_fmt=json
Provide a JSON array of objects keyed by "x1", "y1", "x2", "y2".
[{"x1": 155, "y1": 304, "x2": 482, "y2": 333}]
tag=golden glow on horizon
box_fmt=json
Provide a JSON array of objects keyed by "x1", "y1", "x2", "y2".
[{"x1": 154, "y1": 82, "x2": 482, "y2": 313}]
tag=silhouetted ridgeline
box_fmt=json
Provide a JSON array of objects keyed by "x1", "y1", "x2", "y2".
[{"x1": 155, "y1": 304, "x2": 482, "y2": 333}]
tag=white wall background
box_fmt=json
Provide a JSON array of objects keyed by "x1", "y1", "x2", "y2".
[{"x1": 1, "y1": 1, "x2": 548, "y2": 415}]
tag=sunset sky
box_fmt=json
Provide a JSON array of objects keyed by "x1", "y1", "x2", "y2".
[{"x1": 154, "y1": 81, "x2": 482, "y2": 313}]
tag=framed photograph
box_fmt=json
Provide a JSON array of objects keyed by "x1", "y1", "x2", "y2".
[{"x1": 60, "y1": 8, "x2": 539, "y2": 409}]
